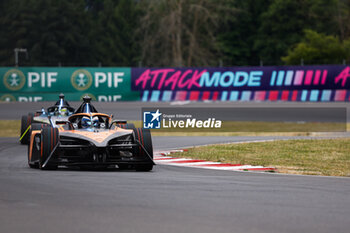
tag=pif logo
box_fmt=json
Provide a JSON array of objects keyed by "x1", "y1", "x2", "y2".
[
  {"x1": 3, "y1": 69, "x2": 26, "y2": 91},
  {"x1": 143, "y1": 109, "x2": 162, "y2": 129},
  {"x1": 71, "y1": 69, "x2": 93, "y2": 91},
  {"x1": 0, "y1": 94, "x2": 16, "y2": 102}
]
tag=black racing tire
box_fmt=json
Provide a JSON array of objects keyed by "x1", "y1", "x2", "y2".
[
  {"x1": 39, "y1": 126, "x2": 59, "y2": 170},
  {"x1": 30, "y1": 123, "x2": 49, "y2": 138},
  {"x1": 20, "y1": 112, "x2": 34, "y2": 145},
  {"x1": 20, "y1": 115, "x2": 28, "y2": 144},
  {"x1": 133, "y1": 128, "x2": 153, "y2": 171},
  {"x1": 117, "y1": 123, "x2": 135, "y2": 129},
  {"x1": 31, "y1": 123, "x2": 49, "y2": 130},
  {"x1": 27, "y1": 123, "x2": 47, "y2": 169}
]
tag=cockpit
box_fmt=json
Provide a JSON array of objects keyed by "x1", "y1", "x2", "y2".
[
  {"x1": 81, "y1": 116, "x2": 99, "y2": 128},
  {"x1": 47, "y1": 94, "x2": 75, "y2": 117},
  {"x1": 66, "y1": 95, "x2": 111, "y2": 129},
  {"x1": 68, "y1": 113, "x2": 111, "y2": 129},
  {"x1": 48, "y1": 107, "x2": 74, "y2": 116}
]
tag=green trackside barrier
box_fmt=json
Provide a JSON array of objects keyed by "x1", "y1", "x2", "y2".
[
  {"x1": 0, "y1": 67, "x2": 140, "y2": 101},
  {"x1": 0, "y1": 92, "x2": 140, "y2": 102}
]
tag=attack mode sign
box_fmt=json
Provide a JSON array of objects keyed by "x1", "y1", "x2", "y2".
[
  {"x1": 133, "y1": 68, "x2": 262, "y2": 91},
  {"x1": 131, "y1": 66, "x2": 350, "y2": 92}
]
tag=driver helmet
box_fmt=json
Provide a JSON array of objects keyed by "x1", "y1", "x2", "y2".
[
  {"x1": 81, "y1": 116, "x2": 91, "y2": 128},
  {"x1": 81, "y1": 116, "x2": 99, "y2": 128},
  {"x1": 59, "y1": 107, "x2": 68, "y2": 116},
  {"x1": 92, "y1": 116, "x2": 99, "y2": 127}
]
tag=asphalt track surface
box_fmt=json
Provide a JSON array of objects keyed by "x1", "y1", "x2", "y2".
[
  {"x1": 0, "y1": 102, "x2": 350, "y2": 233},
  {"x1": 1, "y1": 136, "x2": 350, "y2": 233},
  {"x1": 1, "y1": 101, "x2": 350, "y2": 121}
]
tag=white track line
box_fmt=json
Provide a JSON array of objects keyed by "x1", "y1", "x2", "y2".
[{"x1": 153, "y1": 150, "x2": 276, "y2": 172}]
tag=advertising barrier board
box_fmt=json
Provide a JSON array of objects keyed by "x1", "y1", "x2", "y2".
[
  {"x1": 1, "y1": 65, "x2": 349, "y2": 102},
  {"x1": 0, "y1": 67, "x2": 140, "y2": 101}
]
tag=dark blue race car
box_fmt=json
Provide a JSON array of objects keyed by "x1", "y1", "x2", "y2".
[{"x1": 20, "y1": 94, "x2": 75, "y2": 144}]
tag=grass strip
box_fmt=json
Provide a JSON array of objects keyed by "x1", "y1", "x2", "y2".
[
  {"x1": 0, "y1": 120, "x2": 21, "y2": 138},
  {"x1": 170, "y1": 138, "x2": 350, "y2": 176},
  {"x1": 0, "y1": 120, "x2": 349, "y2": 137},
  {"x1": 153, "y1": 121, "x2": 347, "y2": 132}
]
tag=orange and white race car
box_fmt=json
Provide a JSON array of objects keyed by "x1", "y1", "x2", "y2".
[{"x1": 27, "y1": 96, "x2": 154, "y2": 171}]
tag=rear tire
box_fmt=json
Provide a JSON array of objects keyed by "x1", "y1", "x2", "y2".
[
  {"x1": 39, "y1": 126, "x2": 59, "y2": 170},
  {"x1": 20, "y1": 112, "x2": 34, "y2": 145},
  {"x1": 133, "y1": 128, "x2": 153, "y2": 171}
]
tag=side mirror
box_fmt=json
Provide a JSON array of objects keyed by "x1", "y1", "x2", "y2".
[{"x1": 109, "y1": 120, "x2": 127, "y2": 129}]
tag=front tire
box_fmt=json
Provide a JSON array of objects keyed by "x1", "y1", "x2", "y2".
[
  {"x1": 39, "y1": 126, "x2": 59, "y2": 170},
  {"x1": 20, "y1": 112, "x2": 34, "y2": 145},
  {"x1": 133, "y1": 128, "x2": 153, "y2": 171}
]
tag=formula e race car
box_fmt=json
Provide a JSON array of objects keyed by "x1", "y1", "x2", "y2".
[
  {"x1": 20, "y1": 94, "x2": 75, "y2": 145},
  {"x1": 27, "y1": 96, "x2": 154, "y2": 171}
]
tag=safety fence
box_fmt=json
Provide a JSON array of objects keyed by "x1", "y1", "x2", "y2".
[{"x1": 1, "y1": 65, "x2": 349, "y2": 102}]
